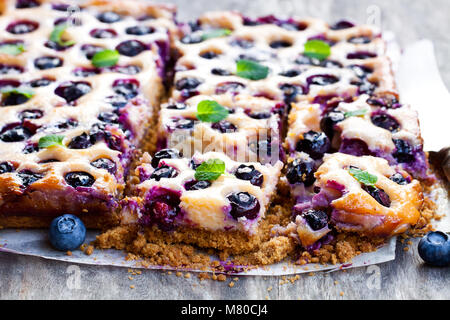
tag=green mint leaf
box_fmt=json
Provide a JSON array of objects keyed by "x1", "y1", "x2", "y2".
[
  {"x1": 91, "y1": 49, "x2": 120, "y2": 67},
  {"x1": 50, "y1": 24, "x2": 75, "y2": 47},
  {"x1": 344, "y1": 109, "x2": 367, "y2": 118},
  {"x1": 348, "y1": 167, "x2": 378, "y2": 186},
  {"x1": 38, "y1": 135, "x2": 65, "y2": 148},
  {"x1": 303, "y1": 40, "x2": 331, "y2": 61},
  {"x1": 236, "y1": 59, "x2": 269, "y2": 80},
  {"x1": 194, "y1": 159, "x2": 226, "y2": 181},
  {"x1": 196, "y1": 100, "x2": 229, "y2": 123},
  {"x1": 0, "y1": 43, "x2": 25, "y2": 56},
  {"x1": 201, "y1": 28, "x2": 231, "y2": 41},
  {"x1": 1, "y1": 87, "x2": 34, "y2": 98}
]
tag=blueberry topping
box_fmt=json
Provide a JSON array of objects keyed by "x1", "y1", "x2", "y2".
[
  {"x1": 97, "y1": 11, "x2": 122, "y2": 23},
  {"x1": 279, "y1": 83, "x2": 305, "y2": 103},
  {"x1": 29, "y1": 78, "x2": 53, "y2": 87},
  {"x1": 150, "y1": 165, "x2": 177, "y2": 181},
  {"x1": 301, "y1": 209, "x2": 328, "y2": 231},
  {"x1": 279, "y1": 69, "x2": 301, "y2": 77},
  {"x1": 354, "y1": 79, "x2": 378, "y2": 95},
  {"x1": 307, "y1": 74, "x2": 339, "y2": 86},
  {"x1": 90, "y1": 28, "x2": 117, "y2": 39},
  {"x1": 49, "y1": 214, "x2": 86, "y2": 251},
  {"x1": 330, "y1": 20, "x2": 355, "y2": 30},
  {"x1": 347, "y1": 51, "x2": 377, "y2": 60},
  {"x1": 286, "y1": 157, "x2": 316, "y2": 186},
  {"x1": 340, "y1": 138, "x2": 372, "y2": 156},
  {"x1": 166, "y1": 103, "x2": 187, "y2": 110},
  {"x1": 246, "y1": 111, "x2": 271, "y2": 119},
  {"x1": 23, "y1": 142, "x2": 39, "y2": 154},
  {"x1": 321, "y1": 60, "x2": 343, "y2": 68},
  {"x1": 175, "y1": 78, "x2": 202, "y2": 91},
  {"x1": 367, "y1": 94, "x2": 401, "y2": 109},
  {"x1": 113, "y1": 79, "x2": 139, "y2": 100},
  {"x1": 215, "y1": 82, "x2": 245, "y2": 95},
  {"x1": 393, "y1": 139, "x2": 415, "y2": 163},
  {"x1": 0, "y1": 64, "x2": 23, "y2": 75},
  {"x1": 90, "y1": 158, "x2": 116, "y2": 174},
  {"x1": 16, "y1": 0, "x2": 40, "y2": 8},
  {"x1": 151, "y1": 148, "x2": 180, "y2": 168},
  {"x1": 390, "y1": 173, "x2": 408, "y2": 185},
  {"x1": 269, "y1": 40, "x2": 292, "y2": 48},
  {"x1": 174, "y1": 118, "x2": 195, "y2": 130},
  {"x1": 348, "y1": 64, "x2": 373, "y2": 79},
  {"x1": 320, "y1": 110, "x2": 345, "y2": 139},
  {"x1": 418, "y1": 231, "x2": 450, "y2": 267},
  {"x1": 348, "y1": 36, "x2": 371, "y2": 44},
  {"x1": 65, "y1": 171, "x2": 95, "y2": 188},
  {"x1": 0, "y1": 125, "x2": 31, "y2": 142},
  {"x1": 125, "y1": 25, "x2": 154, "y2": 35},
  {"x1": 234, "y1": 164, "x2": 263, "y2": 187},
  {"x1": 6, "y1": 20, "x2": 38, "y2": 34},
  {"x1": 371, "y1": 113, "x2": 400, "y2": 132},
  {"x1": 68, "y1": 133, "x2": 93, "y2": 149},
  {"x1": 73, "y1": 67, "x2": 100, "y2": 77},
  {"x1": 181, "y1": 33, "x2": 203, "y2": 44},
  {"x1": 1, "y1": 91, "x2": 30, "y2": 106},
  {"x1": 211, "y1": 68, "x2": 231, "y2": 76},
  {"x1": 227, "y1": 192, "x2": 260, "y2": 220},
  {"x1": 80, "y1": 44, "x2": 104, "y2": 59},
  {"x1": 0, "y1": 162, "x2": 15, "y2": 174},
  {"x1": 200, "y1": 51, "x2": 219, "y2": 59},
  {"x1": 34, "y1": 56, "x2": 63, "y2": 70},
  {"x1": 295, "y1": 54, "x2": 321, "y2": 66},
  {"x1": 55, "y1": 81, "x2": 91, "y2": 103},
  {"x1": 116, "y1": 40, "x2": 147, "y2": 57},
  {"x1": 18, "y1": 170, "x2": 43, "y2": 187},
  {"x1": 112, "y1": 65, "x2": 141, "y2": 75},
  {"x1": 296, "y1": 130, "x2": 330, "y2": 160},
  {"x1": 184, "y1": 179, "x2": 211, "y2": 191},
  {"x1": 98, "y1": 112, "x2": 119, "y2": 124},
  {"x1": 229, "y1": 38, "x2": 254, "y2": 49},
  {"x1": 362, "y1": 185, "x2": 391, "y2": 207},
  {"x1": 55, "y1": 119, "x2": 78, "y2": 131},
  {"x1": 211, "y1": 120, "x2": 237, "y2": 133}
]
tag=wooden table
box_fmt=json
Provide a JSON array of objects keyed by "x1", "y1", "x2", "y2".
[{"x1": 1, "y1": 0, "x2": 449, "y2": 300}]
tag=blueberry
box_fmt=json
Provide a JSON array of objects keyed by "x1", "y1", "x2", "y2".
[
  {"x1": 354, "y1": 79, "x2": 378, "y2": 94},
  {"x1": 116, "y1": 40, "x2": 147, "y2": 57},
  {"x1": 0, "y1": 125, "x2": 32, "y2": 142},
  {"x1": 98, "y1": 112, "x2": 119, "y2": 124},
  {"x1": 16, "y1": 0, "x2": 40, "y2": 8},
  {"x1": 246, "y1": 111, "x2": 271, "y2": 119},
  {"x1": 1, "y1": 92, "x2": 30, "y2": 106},
  {"x1": 55, "y1": 81, "x2": 91, "y2": 103},
  {"x1": 367, "y1": 94, "x2": 401, "y2": 109},
  {"x1": 174, "y1": 118, "x2": 195, "y2": 130},
  {"x1": 6, "y1": 20, "x2": 39, "y2": 34},
  {"x1": 150, "y1": 165, "x2": 177, "y2": 181},
  {"x1": 296, "y1": 130, "x2": 330, "y2": 160},
  {"x1": 393, "y1": 139, "x2": 415, "y2": 163},
  {"x1": 279, "y1": 69, "x2": 301, "y2": 77},
  {"x1": 279, "y1": 83, "x2": 305, "y2": 103},
  {"x1": 227, "y1": 192, "x2": 260, "y2": 220},
  {"x1": 29, "y1": 78, "x2": 53, "y2": 87},
  {"x1": 151, "y1": 148, "x2": 180, "y2": 168},
  {"x1": 200, "y1": 51, "x2": 219, "y2": 59},
  {"x1": 65, "y1": 171, "x2": 95, "y2": 188},
  {"x1": 73, "y1": 67, "x2": 100, "y2": 77},
  {"x1": 321, "y1": 60, "x2": 343, "y2": 68},
  {"x1": 97, "y1": 11, "x2": 122, "y2": 23},
  {"x1": 18, "y1": 170, "x2": 43, "y2": 187},
  {"x1": 390, "y1": 173, "x2": 408, "y2": 185},
  {"x1": 181, "y1": 33, "x2": 203, "y2": 44},
  {"x1": 175, "y1": 78, "x2": 202, "y2": 91},
  {"x1": 44, "y1": 39, "x2": 73, "y2": 51},
  {"x1": 211, "y1": 68, "x2": 231, "y2": 76},
  {"x1": 90, "y1": 28, "x2": 117, "y2": 39},
  {"x1": 269, "y1": 40, "x2": 292, "y2": 49},
  {"x1": 348, "y1": 64, "x2": 373, "y2": 79},
  {"x1": 286, "y1": 157, "x2": 316, "y2": 186},
  {"x1": 112, "y1": 65, "x2": 141, "y2": 75},
  {"x1": 330, "y1": 20, "x2": 355, "y2": 30},
  {"x1": 125, "y1": 25, "x2": 154, "y2": 35},
  {"x1": 301, "y1": 209, "x2": 328, "y2": 231},
  {"x1": 55, "y1": 119, "x2": 78, "y2": 131},
  {"x1": 307, "y1": 74, "x2": 339, "y2": 86},
  {"x1": 184, "y1": 180, "x2": 211, "y2": 191},
  {"x1": 113, "y1": 79, "x2": 139, "y2": 100},
  {"x1": 49, "y1": 214, "x2": 86, "y2": 251},
  {"x1": 90, "y1": 158, "x2": 117, "y2": 174},
  {"x1": 23, "y1": 142, "x2": 39, "y2": 154},
  {"x1": 229, "y1": 38, "x2": 254, "y2": 49},
  {"x1": 362, "y1": 185, "x2": 391, "y2": 207},
  {"x1": 68, "y1": 133, "x2": 93, "y2": 149},
  {"x1": 166, "y1": 103, "x2": 187, "y2": 110},
  {"x1": 211, "y1": 120, "x2": 237, "y2": 133},
  {"x1": 80, "y1": 44, "x2": 104, "y2": 59},
  {"x1": 347, "y1": 51, "x2": 377, "y2": 60},
  {"x1": 295, "y1": 54, "x2": 321, "y2": 66},
  {"x1": 0, "y1": 162, "x2": 15, "y2": 174},
  {"x1": 0, "y1": 64, "x2": 24, "y2": 75},
  {"x1": 34, "y1": 56, "x2": 63, "y2": 70},
  {"x1": 215, "y1": 82, "x2": 245, "y2": 95},
  {"x1": 320, "y1": 110, "x2": 345, "y2": 139},
  {"x1": 348, "y1": 36, "x2": 371, "y2": 44},
  {"x1": 418, "y1": 231, "x2": 450, "y2": 267},
  {"x1": 234, "y1": 164, "x2": 264, "y2": 187},
  {"x1": 371, "y1": 113, "x2": 400, "y2": 132}
]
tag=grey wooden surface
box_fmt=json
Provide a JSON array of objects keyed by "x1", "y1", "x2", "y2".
[{"x1": 1, "y1": 0, "x2": 449, "y2": 300}]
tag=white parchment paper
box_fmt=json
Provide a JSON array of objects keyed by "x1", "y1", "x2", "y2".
[{"x1": 0, "y1": 38, "x2": 448, "y2": 276}]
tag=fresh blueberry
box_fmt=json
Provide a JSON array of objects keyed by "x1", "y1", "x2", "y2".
[
  {"x1": 234, "y1": 164, "x2": 264, "y2": 187},
  {"x1": 116, "y1": 40, "x2": 147, "y2": 57},
  {"x1": 367, "y1": 94, "x2": 401, "y2": 109},
  {"x1": 55, "y1": 81, "x2": 91, "y2": 103},
  {"x1": 18, "y1": 170, "x2": 43, "y2": 187},
  {"x1": 97, "y1": 11, "x2": 122, "y2": 23},
  {"x1": 418, "y1": 231, "x2": 450, "y2": 267},
  {"x1": 150, "y1": 165, "x2": 177, "y2": 181},
  {"x1": 393, "y1": 139, "x2": 415, "y2": 163},
  {"x1": 175, "y1": 78, "x2": 202, "y2": 91},
  {"x1": 390, "y1": 172, "x2": 409, "y2": 185},
  {"x1": 125, "y1": 25, "x2": 154, "y2": 35},
  {"x1": 362, "y1": 185, "x2": 391, "y2": 207},
  {"x1": 151, "y1": 148, "x2": 180, "y2": 168},
  {"x1": 352, "y1": 78, "x2": 377, "y2": 94},
  {"x1": 34, "y1": 56, "x2": 63, "y2": 70},
  {"x1": 0, "y1": 125, "x2": 32, "y2": 142},
  {"x1": 301, "y1": 209, "x2": 328, "y2": 231},
  {"x1": 279, "y1": 69, "x2": 301, "y2": 77},
  {"x1": 0, "y1": 161, "x2": 15, "y2": 174},
  {"x1": 184, "y1": 179, "x2": 211, "y2": 191},
  {"x1": 246, "y1": 111, "x2": 271, "y2": 119},
  {"x1": 211, "y1": 120, "x2": 237, "y2": 133},
  {"x1": 90, "y1": 158, "x2": 117, "y2": 174},
  {"x1": 90, "y1": 28, "x2": 117, "y2": 39},
  {"x1": 371, "y1": 113, "x2": 400, "y2": 132},
  {"x1": 49, "y1": 214, "x2": 86, "y2": 251},
  {"x1": 54, "y1": 119, "x2": 78, "y2": 131},
  {"x1": 6, "y1": 20, "x2": 39, "y2": 34},
  {"x1": 286, "y1": 157, "x2": 316, "y2": 186},
  {"x1": 73, "y1": 67, "x2": 100, "y2": 77},
  {"x1": 113, "y1": 79, "x2": 139, "y2": 100},
  {"x1": 29, "y1": 78, "x2": 53, "y2": 87},
  {"x1": 320, "y1": 110, "x2": 345, "y2": 139},
  {"x1": 68, "y1": 133, "x2": 93, "y2": 149},
  {"x1": 65, "y1": 171, "x2": 95, "y2": 188},
  {"x1": 269, "y1": 40, "x2": 292, "y2": 49},
  {"x1": 227, "y1": 192, "x2": 260, "y2": 220},
  {"x1": 296, "y1": 130, "x2": 330, "y2": 160}
]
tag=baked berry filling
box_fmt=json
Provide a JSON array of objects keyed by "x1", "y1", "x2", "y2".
[
  {"x1": 142, "y1": 188, "x2": 181, "y2": 231},
  {"x1": 125, "y1": 25, "x2": 155, "y2": 35},
  {"x1": 348, "y1": 36, "x2": 372, "y2": 44},
  {"x1": 16, "y1": 0, "x2": 40, "y2": 8},
  {"x1": 18, "y1": 170, "x2": 43, "y2": 188},
  {"x1": 175, "y1": 77, "x2": 202, "y2": 97},
  {"x1": 390, "y1": 172, "x2": 409, "y2": 185},
  {"x1": 112, "y1": 79, "x2": 139, "y2": 100},
  {"x1": 68, "y1": 133, "x2": 93, "y2": 149},
  {"x1": 227, "y1": 192, "x2": 260, "y2": 220},
  {"x1": 29, "y1": 78, "x2": 53, "y2": 87},
  {"x1": 269, "y1": 40, "x2": 292, "y2": 49},
  {"x1": 0, "y1": 162, "x2": 15, "y2": 174},
  {"x1": 392, "y1": 139, "x2": 415, "y2": 163},
  {"x1": 81, "y1": 44, "x2": 104, "y2": 59},
  {"x1": 0, "y1": 124, "x2": 32, "y2": 142},
  {"x1": 229, "y1": 38, "x2": 254, "y2": 49},
  {"x1": 22, "y1": 142, "x2": 39, "y2": 154},
  {"x1": 330, "y1": 20, "x2": 355, "y2": 30},
  {"x1": 0, "y1": 64, "x2": 24, "y2": 75},
  {"x1": 211, "y1": 68, "x2": 231, "y2": 76},
  {"x1": 234, "y1": 164, "x2": 264, "y2": 187},
  {"x1": 347, "y1": 51, "x2": 377, "y2": 60},
  {"x1": 300, "y1": 209, "x2": 329, "y2": 231},
  {"x1": 1, "y1": 91, "x2": 31, "y2": 106},
  {"x1": 307, "y1": 74, "x2": 340, "y2": 87},
  {"x1": 279, "y1": 83, "x2": 307, "y2": 103},
  {"x1": 339, "y1": 138, "x2": 372, "y2": 156}
]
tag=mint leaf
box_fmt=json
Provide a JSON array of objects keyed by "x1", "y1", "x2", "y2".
[
  {"x1": 0, "y1": 43, "x2": 25, "y2": 56},
  {"x1": 194, "y1": 159, "x2": 226, "y2": 181},
  {"x1": 344, "y1": 109, "x2": 367, "y2": 118},
  {"x1": 197, "y1": 100, "x2": 229, "y2": 123},
  {"x1": 38, "y1": 135, "x2": 65, "y2": 148},
  {"x1": 236, "y1": 59, "x2": 269, "y2": 80},
  {"x1": 50, "y1": 24, "x2": 75, "y2": 47},
  {"x1": 201, "y1": 28, "x2": 231, "y2": 41},
  {"x1": 1, "y1": 87, "x2": 34, "y2": 98},
  {"x1": 303, "y1": 40, "x2": 331, "y2": 61},
  {"x1": 91, "y1": 49, "x2": 120, "y2": 67},
  {"x1": 348, "y1": 167, "x2": 377, "y2": 186}
]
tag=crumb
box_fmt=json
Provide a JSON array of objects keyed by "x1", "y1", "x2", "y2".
[
  {"x1": 228, "y1": 282, "x2": 235, "y2": 288},
  {"x1": 265, "y1": 296, "x2": 269, "y2": 300},
  {"x1": 130, "y1": 285, "x2": 135, "y2": 289},
  {"x1": 167, "y1": 271, "x2": 172, "y2": 275},
  {"x1": 267, "y1": 286, "x2": 273, "y2": 292},
  {"x1": 403, "y1": 247, "x2": 409, "y2": 252},
  {"x1": 66, "y1": 251, "x2": 72, "y2": 256},
  {"x1": 334, "y1": 281, "x2": 338, "y2": 285},
  {"x1": 128, "y1": 276, "x2": 134, "y2": 280},
  {"x1": 85, "y1": 245, "x2": 94, "y2": 256},
  {"x1": 176, "y1": 272, "x2": 182, "y2": 277},
  {"x1": 217, "y1": 274, "x2": 226, "y2": 282},
  {"x1": 184, "y1": 273, "x2": 191, "y2": 279},
  {"x1": 340, "y1": 291, "x2": 344, "y2": 296}
]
